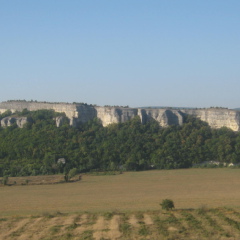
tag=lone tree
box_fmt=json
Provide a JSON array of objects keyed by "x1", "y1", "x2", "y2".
[
  {"x1": 160, "y1": 199, "x2": 175, "y2": 211},
  {"x1": 64, "y1": 168, "x2": 78, "y2": 182}
]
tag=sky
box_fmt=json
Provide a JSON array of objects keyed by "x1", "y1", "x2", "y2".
[{"x1": 0, "y1": 0, "x2": 239, "y2": 108}]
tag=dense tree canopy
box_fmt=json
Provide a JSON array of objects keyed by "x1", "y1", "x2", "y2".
[{"x1": 0, "y1": 109, "x2": 240, "y2": 177}]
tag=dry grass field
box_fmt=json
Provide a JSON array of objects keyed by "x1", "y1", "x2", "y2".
[
  {"x1": 1, "y1": 168, "x2": 240, "y2": 216},
  {"x1": 1, "y1": 168, "x2": 240, "y2": 239}
]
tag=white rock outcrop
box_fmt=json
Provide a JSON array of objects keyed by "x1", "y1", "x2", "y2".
[
  {"x1": 1, "y1": 117, "x2": 31, "y2": 128},
  {"x1": 182, "y1": 109, "x2": 240, "y2": 131},
  {"x1": 1, "y1": 101, "x2": 240, "y2": 131},
  {"x1": 55, "y1": 116, "x2": 65, "y2": 127}
]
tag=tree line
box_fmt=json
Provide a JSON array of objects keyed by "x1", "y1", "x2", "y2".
[{"x1": 0, "y1": 109, "x2": 240, "y2": 177}]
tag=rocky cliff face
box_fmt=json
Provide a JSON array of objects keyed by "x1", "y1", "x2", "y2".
[
  {"x1": 0, "y1": 101, "x2": 77, "y2": 119},
  {"x1": 55, "y1": 116, "x2": 65, "y2": 128},
  {"x1": 1, "y1": 117, "x2": 31, "y2": 128},
  {"x1": 95, "y1": 107, "x2": 138, "y2": 126},
  {"x1": 138, "y1": 108, "x2": 184, "y2": 126},
  {"x1": 182, "y1": 109, "x2": 240, "y2": 131},
  {"x1": 0, "y1": 101, "x2": 240, "y2": 131}
]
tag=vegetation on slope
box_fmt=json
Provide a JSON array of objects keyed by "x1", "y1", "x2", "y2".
[{"x1": 0, "y1": 109, "x2": 240, "y2": 177}]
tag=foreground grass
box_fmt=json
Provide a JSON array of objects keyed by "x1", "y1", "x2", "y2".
[{"x1": 0, "y1": 208, "x2": 240, "y2": 239}]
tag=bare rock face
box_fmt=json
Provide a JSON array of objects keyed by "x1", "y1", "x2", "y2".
[
  {"x1": 138, "y1": 109, "x2": 183, "y2": 126},
  {"x1": 1, "y1": 117, "x2": 31, "y2": 128},
  {"x1": 182, "y1": 109, "x2": 240, "y2": 131},
  {"x1": 69, "y1": 117, "x2": 78, "y2": 127},
  {"x1": 76, "y1": 105, "x2": 97, "y2": 123},
  {"x1": 55, "y1": 116, "x2": 65, "y2": 127},
  {"x1": 1, "y1": 117, "x2": 16, "y2": 127},
  {"x1": 96, "y1": 107, "x2": 138, "y2": 126},
  {"x1": 95, "y1": 107, "x2": 184, "y2": 127},
  {"x1": 16, "y1": 117, "x2": 31, "y2": 128},
  {"x1": 95, "y1": 107, "x2": 120, "y2": 126},
  {"x1": 1, "y1": 101, "x2": 240, "y2": 131},
  {"x1": 0, "y1": 101, "x2": 77, "y2": 119}
]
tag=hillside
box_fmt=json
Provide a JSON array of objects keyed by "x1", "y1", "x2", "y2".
[
  {"x1": 1, "y1": 108, "x2": 240, "y2": 177},
  {"x1": 1, "y1": 100, "x2": 240, "y2": 130}
]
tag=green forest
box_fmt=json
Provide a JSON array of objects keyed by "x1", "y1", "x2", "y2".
[{"x1": 0, "y1": 109, "x2": 240, "y2": 177}]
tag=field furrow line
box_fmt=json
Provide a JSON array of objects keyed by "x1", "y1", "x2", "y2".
[
  {"x1": 16, "y1": 217, "x2": 44, "y2": 240},
  {"x1": 209, "y1": 208, "x2": 236, "y2": 238},
  {"x1": 107, "y1": 215, "x2": 121, "y2": 240},
  {"x1": 0, "y1": 218, "x2": 11, "y2": 237},
  {"x1": 191, "y1": 210, "x2": 219, "y2": 238},
  {"x1": 1, "y1": 218, "x2": 29, "y2": 240},
  {"x1": 73, "y1": 213, "x2": 95, "y2": 237},
  {"x1": 30, "y1": 216, "x2": 65, "y2": 240}
]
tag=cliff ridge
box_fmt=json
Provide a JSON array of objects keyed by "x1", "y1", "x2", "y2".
[{"x1": 0, "y1": 101, "x2": 239, "y2": 131}]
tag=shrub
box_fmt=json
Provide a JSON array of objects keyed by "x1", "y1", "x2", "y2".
[
  {"x1": 2, "y1": 176, "x2": 8, "y2": 185},
  {"x1": 68, "y1": 168, "x2": 78, "y2": 179},
  {"x1": 64, "y1": 168, "x2": 78, "y2": 182},
  {"x1": 160, "y1": 199, "x2": 175, "y2": 211}
]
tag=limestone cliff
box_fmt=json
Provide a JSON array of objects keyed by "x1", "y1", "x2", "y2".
[
  {"x1": 0, "y1": 101, "x2": 240, "y2": 131},
  {"x1": 138, "y1": 109, "x2": 184, "y2": 126},
  {"x1": 1, "y1": 117, "x2": 31, "y2": 128},
  {"x1": 182, "y1": 108, "x2": 240, "y2": 131},
  {"x1": 95, "y1": 107, "x2": 138, "y2": 127},
  {"x1": 55, "y1": 116, "x2": 66, "y2": 128},
  {"x1": 0, "y1": 101, "x2": 77, "y2": 119}
]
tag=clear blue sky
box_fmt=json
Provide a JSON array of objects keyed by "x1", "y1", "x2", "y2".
[{"x1": 0, "y1": 1, "x2": 239, "y2": 108}]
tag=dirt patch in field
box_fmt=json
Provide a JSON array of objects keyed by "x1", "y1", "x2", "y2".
[
  {"x1": 92, "y1": 215, "x2": 122, "y2": 240},
  {"x1": 93, "y1": 216, "x2": 107, "y2": 230},
  {"x1": 144, "y1": 213, "x2": 153, "y2": 225},
  {"x1": 77, "y1": 213, "x2": 88, "y2": 224},
  {"x1": 93, "y1": 216, "x2": 109, "y2": 240},
  {"x1": 128, "y1": 214, "x2": 139, "y2": 227},
  {"x1": 63, "y1": 214, "x2": 77, "y2": 226},
  {"x1": 107, "y1": 215, "x2": 121, "y2": 239},
  {"x1": 73, "y1": 214, "x2": 92, "y2": 235}
]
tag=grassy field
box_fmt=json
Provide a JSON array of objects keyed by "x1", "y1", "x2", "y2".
[
  {"x1": 1, "y1": 168, "x2": 240, "y2": 216},
  {"x1": 1, "y1": 168, "x2": 240, "y2": 239}
]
